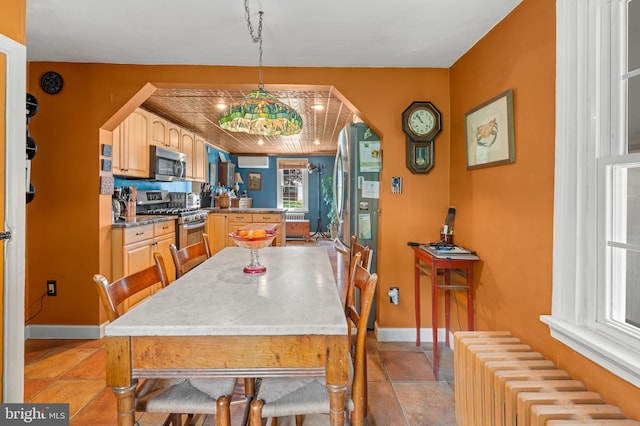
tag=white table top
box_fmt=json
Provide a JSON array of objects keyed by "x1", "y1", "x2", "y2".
[{"x1": 105, "y1": 246, "x2": 348, "y2": 337}]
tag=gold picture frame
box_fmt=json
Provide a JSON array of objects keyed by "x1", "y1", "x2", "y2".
[
  {"x1": 465, "y1": 89, "x2": 515, "y2": 170},
  {"x1": 248, "y1": 172, "x2": 262, "y2": 190}
]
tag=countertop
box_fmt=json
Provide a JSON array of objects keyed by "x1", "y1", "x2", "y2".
[
  {"x1": 205, "y1": 207, "x2": 288, "y2": 214},
  {"x1": 111, "y1": 215, "x2": 177, "y2": 228},
  {"x1": 105, "y1": 247, "x2": 345, "y2": 336}
]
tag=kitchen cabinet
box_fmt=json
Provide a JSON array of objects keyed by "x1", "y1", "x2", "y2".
[
  {"x1": 151, "y1": 113, "x2": 182, "y2": 151},
  {"x1": 181, "y1": 130, "x2": 196, "y2": 180},
  {"x1": 112, "y1": 108, "x2": 151, "y2": 178},
  {"x1": 150, "y1": 114, "x2": 171, "y2": 148},
  {"x1": 218, "y1": 162, "x2": 235, "y2": 187},
  {"x1": 193, "y1": 135, "x2": 207, "y2": 182},
  {"x1": 252, "y1": 213, "x2": 285, "y2": 247},
  {"x1": 167, "y1": 122, "x2": 181, "y2": 151},
  {"x1": 112, "y1": 219, "x2": 176, "y2": 311},
  {"x1": 207, "y1": 212, "x2": 228, "y2": 255},
  {"x1": 207, "y1": 211, "x2": 286, "y2": 254},
  {"x1": 227, "y1": 213, "x2": 253, "y2": 247}
]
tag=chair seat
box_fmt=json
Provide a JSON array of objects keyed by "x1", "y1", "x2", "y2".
[
  {"x1": 256, "y1": 357, "x2": 354, "y2": 418},
  {"x1": 137, "y1": 377, "x2": 238, "y2": 414}
]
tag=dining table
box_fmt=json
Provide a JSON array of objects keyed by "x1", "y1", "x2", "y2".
[{"x1": 104, "y1": 246, "x2": 349, "y2": 426}]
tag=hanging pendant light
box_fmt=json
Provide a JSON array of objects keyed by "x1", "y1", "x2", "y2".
[{"x1": 218, "y1": 1, "x2": 302, "y2": 137}]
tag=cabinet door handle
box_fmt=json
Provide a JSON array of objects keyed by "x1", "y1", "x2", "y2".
[{"x1": 136, "y1": 231, "x2": 145, "y2": 236}]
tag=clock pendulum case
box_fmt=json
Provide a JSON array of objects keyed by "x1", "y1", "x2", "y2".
[{"x1": 401, "y1": 101, "x2": 442, "y2": 174}]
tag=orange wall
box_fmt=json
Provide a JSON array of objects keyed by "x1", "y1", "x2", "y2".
[
  {"x1": 25, "y1": 64, "x2": 452, "y2": 327},
  {"x1": 450, "y1": 0, "x2": 640, "y2": 419},
  {"x1": 0, "y1": 0, "x2": 26, "y2": 44}
]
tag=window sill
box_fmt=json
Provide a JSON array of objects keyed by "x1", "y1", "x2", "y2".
[{"x1": 540, "y1": 315, "x2": 640, "y2": 387}]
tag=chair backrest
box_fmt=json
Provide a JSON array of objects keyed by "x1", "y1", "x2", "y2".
[
  {"x1": 345, "y1": 256, "x2": 378, "y2": 426},
  {"x1": 170, "y1": 233, "x2": 212, "y2": 278},
  {"x1": 345, "y1": 237, "x2": 370, "y2": 309},
  {"x1": 93, "y1": 252, "x2": 169, "y2": 322}
]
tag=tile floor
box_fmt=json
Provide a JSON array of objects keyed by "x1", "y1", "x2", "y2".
[{"x1": 24, "y1": 238, "x2": 457, "y2": 425}]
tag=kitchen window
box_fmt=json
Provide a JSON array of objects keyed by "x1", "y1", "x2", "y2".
[
  {"x1": 542, "y1": 0, "x2": 640, "y2": 386},
  {"x1": 276, "y1": 158, "x2": 309, "y2": 211}
]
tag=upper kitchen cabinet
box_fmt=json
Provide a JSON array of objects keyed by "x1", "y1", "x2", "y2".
[
  {"x1": 167, "y1": 121, "x2": 181, "y2": 151},
  {"x1": 150, "y1": 114, "x2": 181, "y2": 151},
  {"x1": 193, "y1": 135, "x2": 207, "y2": 182},
  {"x1": 180, "y1": 131, "x2": 207, "y2": 182},
  {"x1": 150, "y1": 114, "x2": 169, "y2": 148},
  {"x1": 181, "y1": 130, "x2": 195, "y2": 180},
  {"x1": 112, "y1": 108, "x2": 151, "y2": 178}
]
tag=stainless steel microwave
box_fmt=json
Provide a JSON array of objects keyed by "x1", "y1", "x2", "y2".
[{"x1": 150, "y1": 146, "x2": 186, "y2": 181}]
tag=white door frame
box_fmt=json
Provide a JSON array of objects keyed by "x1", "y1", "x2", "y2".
[{"x1": 1, "y1": 33, "x2": 27, "y2": 402}]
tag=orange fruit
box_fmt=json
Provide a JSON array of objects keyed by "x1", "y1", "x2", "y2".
[{"x1": 254, "y1": 229, "x2": 267, "y2": 237}]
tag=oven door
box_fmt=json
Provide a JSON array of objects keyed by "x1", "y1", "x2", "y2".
[{"x1": 178, "y1": 219, "x2": 206, "y2": 249}]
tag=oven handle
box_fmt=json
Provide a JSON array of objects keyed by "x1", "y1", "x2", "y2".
[{"x1": 181, "y1": 220, "x2": 206, "y2": 230}]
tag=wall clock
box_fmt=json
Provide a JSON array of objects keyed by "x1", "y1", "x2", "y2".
[
  {"x1": 402, "y1": 101, "x2": 441, "y2": 142},
  {"x1": 40, "y1": 71, "x2": 64, "y2": 95},
  {"x1": 402, "y1": 101, "x2": 441, "y2": 174}
]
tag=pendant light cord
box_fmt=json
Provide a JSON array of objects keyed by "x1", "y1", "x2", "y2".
[{"x1": 244, "y1": 0, "x2": 264, "y2": 89}]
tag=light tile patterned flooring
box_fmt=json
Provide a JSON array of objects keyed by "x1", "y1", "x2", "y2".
[{"x1": 24, "y1": 239, "x2": 456, "y2": 425}]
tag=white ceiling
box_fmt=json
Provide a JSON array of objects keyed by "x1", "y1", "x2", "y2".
[{"x1": 25, "y1": 0, "x2": 523, "y2": 155}]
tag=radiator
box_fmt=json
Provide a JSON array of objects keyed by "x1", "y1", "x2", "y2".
[
  {"x1": 454, "y1": 331, "x2": 640, "y2": 426},
  {"x1": 286, "y1": 212, "x2": 305, "y2": 221}
]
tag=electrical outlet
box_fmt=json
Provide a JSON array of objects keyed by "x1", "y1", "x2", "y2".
[
  {"x1": 388, "y1": 287, "x2": 399, "y2": 305},
  {"x1": 47, "y1": 280, "x2": 57, "y2": 296}
]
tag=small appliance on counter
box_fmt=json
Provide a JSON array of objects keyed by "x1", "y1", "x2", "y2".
[{"x1": 169, "y1": 192, "x2": 201, "y2": 210}]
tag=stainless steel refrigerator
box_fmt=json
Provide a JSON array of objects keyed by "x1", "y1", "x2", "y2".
[{"x1": 333, "y1": 123, "x2": 381, "y2": 327}]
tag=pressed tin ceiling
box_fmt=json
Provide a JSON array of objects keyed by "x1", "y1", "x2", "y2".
[{"x1": 142, "y1": 86, "x2": 360, "y2": 156}]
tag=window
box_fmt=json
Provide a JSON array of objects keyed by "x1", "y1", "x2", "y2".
[
  {"x1": 542, "y1": 0, "x2": 640, "y2": 386},
  {"x1": 276, "y1": 158, "x2": 309, "y2": 211}
]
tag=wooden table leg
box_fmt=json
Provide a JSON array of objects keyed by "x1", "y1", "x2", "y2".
[
  {"x1": 111, "y1": 381, "x2": 137, "y2": 426},
  {"x1": 414, "y1": 252, "x2": 422, "y2": 346},
  {"x1": 326, "y1": 335, "x2": 348, "y2": 426},
  {"x1": 432, "y1": 264, "x2": 439, "y2": 380},
  {"x1": 467, "y1": 266, "x2": 475, "y2": 330},
  {"x1": 106, "y1": 336, "x2": 135, "y2": 426},
  {"x1": 444, "y1": 270, "x2": 451, "y2": 346}
]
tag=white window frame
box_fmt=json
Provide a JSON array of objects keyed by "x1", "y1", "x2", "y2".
[
  {"x1": 541, "y1": 0, "x2": 640, "y2": 387},
  {"x1": 276, "y1": 159, "x2": 309, "y2": 211}
]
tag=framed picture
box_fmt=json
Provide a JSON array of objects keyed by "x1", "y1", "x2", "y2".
[
  {"x1": 465, "y1": 88, "x2": 515, "y2": 170},
  {"x1": 248, "y1": 172, "x2": 262, "y2": 190}
]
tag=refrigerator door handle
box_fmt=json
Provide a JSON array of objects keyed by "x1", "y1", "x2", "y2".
[{"x1": 333, "y1": 145, "x2": 343, "y2": 222}]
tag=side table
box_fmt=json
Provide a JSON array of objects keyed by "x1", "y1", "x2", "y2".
[{"x1": 413, "y1": 245, "x2": 478, "y2": 379}]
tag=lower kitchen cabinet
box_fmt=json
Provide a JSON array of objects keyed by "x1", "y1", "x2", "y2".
[
  {"x1": 207, "y1": 212, "x2": 228, "y2": 256},
  {"x1": 112, "y1": 219, "x2": 176, "y2": 312},
  {"x1": 207, "y1": 211, "x2": 286, "y2": 256}
]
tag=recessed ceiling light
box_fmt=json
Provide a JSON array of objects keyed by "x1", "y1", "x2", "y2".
[
  {"x1": 257, "y1": 139, "x2": 265, "y2": 145},
  {"x1": 312, "y1": 104, "x2": 324, "y2": 111},
  {"x1": 216, "y1": 103, "x2": 227, "y2": 110},
  {"x1": 313, "y1": 139, "x2": 320, "y2": 145}
]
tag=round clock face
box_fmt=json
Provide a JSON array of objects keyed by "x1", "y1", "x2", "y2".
[
  {"x1": 40, "y1": 71, "x2": 63, "y2": 95},
  {"x1": 408, "y1": 108, "x2": 436, "y2": 136}
]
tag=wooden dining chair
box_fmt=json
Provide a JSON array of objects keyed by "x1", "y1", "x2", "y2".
[
  {"x1": 248, "y1": 252, "x2": 378, "y2": 426},
  {"x1": 92, "y1": 252, "x2": 236, "y2": 426},
  {"x1": 170, "y1": 233, "x2": 212, "y2": 279}
]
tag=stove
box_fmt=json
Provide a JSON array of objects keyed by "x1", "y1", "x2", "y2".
[
  {"x1": 136, "y1": 190, "x2": 208, "y2": 248},
  {"x1": 144, "y1": 207, "x2": 208, "y2": 224}
]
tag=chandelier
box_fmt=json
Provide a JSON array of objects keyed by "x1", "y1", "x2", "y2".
[{"x1": 218, "y1": 1, "x2": 302, "y2": 137}]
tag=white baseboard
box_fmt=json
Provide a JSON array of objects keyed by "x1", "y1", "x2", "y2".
[
  {"x1": 24, "y1": 324, "x2": 106, "y2": 340},
  {"x1": 373, "y1": 324, "x2": 455, "y2": 350}
]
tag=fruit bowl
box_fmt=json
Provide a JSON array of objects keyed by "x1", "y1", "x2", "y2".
[{"x1": 228, "y1": 229, "x2": 277, "y2": 273}]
